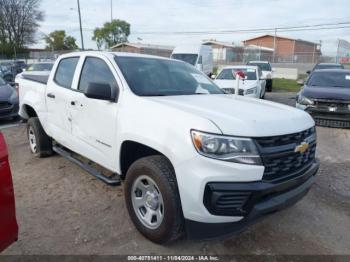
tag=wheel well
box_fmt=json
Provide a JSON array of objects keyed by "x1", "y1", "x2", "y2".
[
  {"x1": 24, "y1": 105, "x2": 37, "y2": 118},
  {"x1": 120, "y1": 141, "x2": 164, "y2": 177}
]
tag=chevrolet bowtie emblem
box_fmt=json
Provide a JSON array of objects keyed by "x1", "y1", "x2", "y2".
[{"x1": 294, "y1": 142, "x2": 309, "y2": 154}]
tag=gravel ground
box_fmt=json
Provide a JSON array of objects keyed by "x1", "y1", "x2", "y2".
[{"x1": 2, "y1": 92, "x2": 350, "y2": 255}]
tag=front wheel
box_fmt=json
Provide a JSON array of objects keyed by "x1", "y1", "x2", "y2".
[{"x1": 124, "y1": 155, "x2": 184, "y2": 244}]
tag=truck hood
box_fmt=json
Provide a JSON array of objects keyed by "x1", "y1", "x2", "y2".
[
  {"x1": 214, "y1": 80, "x2": 258, "y2": 90},
  {"x1": 148, "y1": 94, "x2": 314, "y2": 137},
  {"x1": 302, "y1": 85, "x2": 350, "y2": 101}
]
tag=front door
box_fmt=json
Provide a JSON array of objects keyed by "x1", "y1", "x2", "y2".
[{"x1": 69, "y1": 55, "x2": 120, "y2": 170}]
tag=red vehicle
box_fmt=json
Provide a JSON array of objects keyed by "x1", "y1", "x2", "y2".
[{"x1": 0, "y1": 132, "x2": 18, "y2": 252}]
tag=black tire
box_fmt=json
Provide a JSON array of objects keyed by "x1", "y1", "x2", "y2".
[
  {"x1": 124, "y1": 155, "x2": 184, "y2": 244},
  {"x1": 27, "y1": 117, "x2": 53, "y2": 157},
  {"x1": 266, "y1": 79, "x2": 273, "y2": 92}
]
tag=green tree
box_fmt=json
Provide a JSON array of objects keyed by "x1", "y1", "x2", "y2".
[
  {"x1": 92, "y1": 28, "x2": 105, "y2": 50},
  {"x1": 44, "y1": 30, "x2": 78, "y2": 51},
  {"x1": 92, "y1": 19, "x2": 130, "y2": 49}
]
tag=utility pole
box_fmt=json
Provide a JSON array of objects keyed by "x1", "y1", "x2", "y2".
[
  {"x1": 336, "y1": 39, "x2": 340, "y2": 63},
  {"x1": 77, "y1": 0, "x2": 84, "y2": 50},
  {"x1": 110, "y1": 0, "x2": 113, "y2": 22},
  {"x1": 273, "y1": 28, "x2": 277, "y2": 63}
]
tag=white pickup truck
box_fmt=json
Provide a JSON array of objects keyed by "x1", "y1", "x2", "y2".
[{"x1": 19, "y1": 51, "x2": 319, "y2": 244}]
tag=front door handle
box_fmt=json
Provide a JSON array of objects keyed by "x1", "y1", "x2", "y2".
[
  {"x1": 47, "y1": 93, "x2": 55, "y2": 99},
  {"x1": 71, "y1": 101, "x2": 76, "y2": 106}
]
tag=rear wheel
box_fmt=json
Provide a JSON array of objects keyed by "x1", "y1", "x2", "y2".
[
  {"x1": 27, "y1": 117, "x2": 53, "y2": 157},
  {"x1": 124, "y1": 155, "x2": 184, "y2": 244}
]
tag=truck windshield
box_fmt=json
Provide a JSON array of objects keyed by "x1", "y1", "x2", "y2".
[
  {"x1": 217, "y1": 68, "x2": 257, "y2": 80},
  {"x1": 171, "y1": 54, "x2": 198, "y2": 66},
  {"x1": 115, "y1": 56, "x2": 224, "y2": 96},
  {"x1": 307, "y1": 72, "x2": 350, "y2": 88}
]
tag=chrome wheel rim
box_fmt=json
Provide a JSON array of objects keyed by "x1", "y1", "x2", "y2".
[
  {"x1": 28, "y1": 126, "x2": 37, "y2": 153},
  {"x1": 131, "y1": 175, "x2": 164, "y2": 229}
]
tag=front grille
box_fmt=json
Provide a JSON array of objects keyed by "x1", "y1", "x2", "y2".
[
  {"x1": 222, "y1": 88, "x2": 244, "y2": 95},
  {"x1": 314, "y1": 100, "x2": 350, "y2": 112},
  {"x1": 255, "y1": 127, "x2": 317, "y2": 182}
]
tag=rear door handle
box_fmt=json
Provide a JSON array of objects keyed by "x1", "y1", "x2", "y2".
[
  {"x1": 47, "y1": 93, "x2": 55, "y2": 99},
  {"x1": 71, "y1": 101, "x2": 75, "y2": 106}
]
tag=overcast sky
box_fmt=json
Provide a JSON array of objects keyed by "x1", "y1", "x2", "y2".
[{"x1": 34, "y1": 0, "x2": 350, "y2": 55}]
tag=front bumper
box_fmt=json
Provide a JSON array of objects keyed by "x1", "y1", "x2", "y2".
[
  {"x1": 185, "y1": 160, "x2": 319, "y2": 239},
  {"x1": 296, "y1": 102, "x2": 350, "y2": 128}
]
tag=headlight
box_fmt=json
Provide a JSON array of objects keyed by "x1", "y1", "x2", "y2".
[
  {"x1": 245, "y1": 87, "x2": 257, "y2": 95},
  {"x1": 191, "y1": 130, "x2": 262, "y2": 165},
  {"x1": 297, "y1": 95, "x2": 314, "y2": 105}
]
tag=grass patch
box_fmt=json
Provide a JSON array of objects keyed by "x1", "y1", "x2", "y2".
[{"x1": 272, "y1": 78, "x2": 302, "y2": 92}]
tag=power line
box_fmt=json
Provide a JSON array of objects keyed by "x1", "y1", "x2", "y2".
[{"x1": 130, "y1": 21, "x2": 350, "y2": 35}]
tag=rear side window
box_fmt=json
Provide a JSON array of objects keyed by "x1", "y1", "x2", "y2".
[
  {"x1": 78, "y1": 57, "x2": 118, "y2": 93},
  {"x1": 54, "y1": 57, "x2": 79, "y2": 88}
]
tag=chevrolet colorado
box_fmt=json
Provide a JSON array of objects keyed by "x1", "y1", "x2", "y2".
[{"x1": 19, "y1": 51, "x2": 319, "y2": 244}]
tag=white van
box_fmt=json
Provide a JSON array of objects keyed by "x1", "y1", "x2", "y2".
[{"x1": 171, "y1": 44, "x2": 213, "y2": 76}]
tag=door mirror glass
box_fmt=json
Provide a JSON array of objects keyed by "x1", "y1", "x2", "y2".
[
  {"x1": 84, "y1": 82, "x2": 114, "y2": 101},
  {"x1": 198, "y1": 56, "x2": 202, "y2": 65}
]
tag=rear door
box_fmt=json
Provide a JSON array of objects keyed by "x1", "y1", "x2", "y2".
[
  {"x1": 0, "y1": 133, "x2": 18, "y2": 252},
  {"x1": 46, "y1": 57, "x2": 80, "y2": 145}
]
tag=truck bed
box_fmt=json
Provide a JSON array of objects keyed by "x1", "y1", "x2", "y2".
[{"x1": 21, "y1": 73, "x2": 49, "y2": 85}]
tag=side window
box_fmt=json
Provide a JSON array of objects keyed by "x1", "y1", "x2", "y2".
[
  {"x1": 78, "y1": 57, "x2": 118, "y2": 93},
  {"x1": 54, "y1": 57, "x2": 79, "y2": 88}
]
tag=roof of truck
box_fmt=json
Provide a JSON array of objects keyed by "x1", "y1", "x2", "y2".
[{"x1": 58, "y1": 51, "x2": 173, "y2": 61}]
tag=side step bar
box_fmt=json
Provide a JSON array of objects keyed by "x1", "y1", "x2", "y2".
[{"x1": 53, "y1": 145, "x2": 121, "y2": 186}]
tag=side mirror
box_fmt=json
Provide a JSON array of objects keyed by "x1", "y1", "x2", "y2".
[
  {"x1": 306, "y1": 70, "x2": 311, "y2": 75},
  {"x1": 211, "y1": 74, "x2": 216, "y2": 79},
  {"x1": 84, "y1": 82, "x2": 115, "y2": 101},
  {"x1": 22, "y1": 68, "x2": 26, "y2": 72}
]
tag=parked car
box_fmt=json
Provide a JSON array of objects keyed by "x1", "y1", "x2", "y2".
[
  {"x1": 307, "y1": 63, "x2": 344, "y2": 74},
  {"x1": 19, "y1": 51, "x2": 318, "y2": 244},
  {"x1": 171, "y1": 44, "x2": 213, "y2": 76},
  {"x1": 0, "y1": 64, "x2": 14, "y2": 83},
  {"x1": 214, "y1": 66, "x2": 266, "y2": 98},
  {"x1": 296, "y1": 69, "x2": 350, "y2": 128},
  {"x1": 247, "y1": 61, "x2": 273, "y2": 91},
  {"x1": 0, "y1": 77, "x2": 19, "y2": 120},
  {"x1": 15, "y1": 62, "x2": 54, "y2": 87},
  {"x1": 0, "y1": 132, "x2": 18, "y2": 252},
  {"x1": 25, "y1": 62, "x2": 54, "y2": 72},
  {"x1": 13, "y1": 60, "x2": 27, "y2": 70}
]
